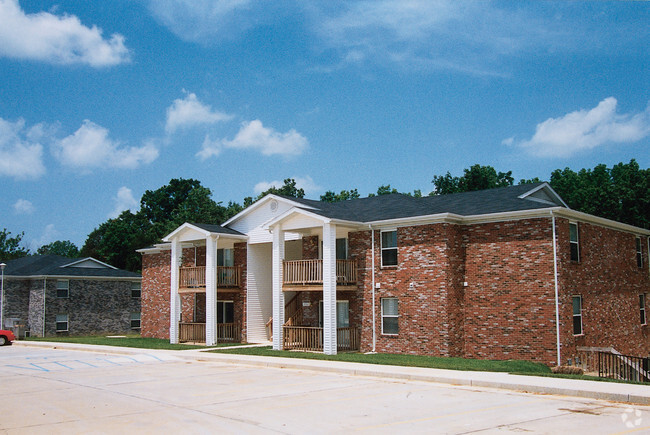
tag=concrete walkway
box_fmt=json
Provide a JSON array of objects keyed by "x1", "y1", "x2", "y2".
[{"x1": 14, "y1": 340, "x2": 650, "y2": 405}]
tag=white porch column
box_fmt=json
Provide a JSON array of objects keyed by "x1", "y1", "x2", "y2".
[
  {"x1": 272, "y1": 225, "x2": 285, "y2": 350},
  {"x1": 205, "y1": 234, "x2": 218, "y2": 346},
  {"x1": 169, "y1": 238, "x2": 181, "y2": 344},
  {"x1": 322, "y1": 221, "x2": 337, "y2": 355}
]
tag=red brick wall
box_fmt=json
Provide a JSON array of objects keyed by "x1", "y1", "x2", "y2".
[
  {"x1": 556, "y1": 218, "x2": 650, "y2": 360},
  {"x1": 141, "y1": 251, "x2": 171, "y2": 339},
  {"x1": 463, "y1": 218, "x2": 557, "y2": 365},
  {"x1": 302, "y1": 235, "x2": 319, "y2": 260}
]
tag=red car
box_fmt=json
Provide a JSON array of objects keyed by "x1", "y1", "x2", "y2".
[{"x1": 0, "y1": 330, "x2": 15, "y2": 346}]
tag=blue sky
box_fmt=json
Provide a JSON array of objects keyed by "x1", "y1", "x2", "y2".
[{"x1": 0, "y1": 0, "x2": 648, "y2": 251}]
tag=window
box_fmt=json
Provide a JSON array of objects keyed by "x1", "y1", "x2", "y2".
[
  {"x1": 572, "y1": 295, "x2": 583, "y2": 335},
  {"x1": 56, "y1": 280, "x2": 69, "y2": 298},
  {"x1": 640, "y1": 294, "x2": 647, "y2": 325},
  {"x1": 217, "y1": 301, "x2": 234, "y2": 324},
  {"x1": 381, "y1": 298, "x2": 399, "y2": 335},
  {"x1": 636, "y1": 237, "x2": 643, "y2": 268},
  {"x1": 130, "y1": 312, "x2": 141, "y2": 329},
  {"x1": 217, "y1": 248, "x2": 234, "y2": 267},
  {"x1": 318, "y1": 300, "x2": 350, "y2": 328},
  {"x1": 381, "y1": 230, "x2": 398, "y2": 267},
  {"x1": 56, "y1": 314, "x2": 68, "y2": 332},
  {"x1": 336, "y1": 238, "x2": 348, "y2": 260},
  {"x1": 131, "y1": 282, "x2": 141, "y2": 298},
  {"x1": 569, "y1": 222, "x2": 579, "y2": 262}
]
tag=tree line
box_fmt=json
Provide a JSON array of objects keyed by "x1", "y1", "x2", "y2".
[{"x1": 2, "y1": 159, "x2": 648, "y2": 271}]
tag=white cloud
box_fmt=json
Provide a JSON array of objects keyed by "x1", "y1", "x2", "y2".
[
  {"x1": 198, "y1": 119, "x2": 308, "y2": 160},
  {"x1": 165, "y1": 92, "x2": 233, "y2": 134},
  {"x1": 514, "y1": 98, "x2": 650, "y2": 157},
  {"x1": 254, "y1": 176, "x2": 321, "y2": 196},
  {"x1": 53, "y1": 120, "x2": 159, "y2": 169},
  {"x1": 108, "y1": 186, "x2": 139, "y2": 218},
  {"x1": 33, "y1": 223, "x2": 59, "y2": 249},
  {"x1": 0, "y1": 0, "x2": 130, "y2": 67},
  {"x1": 13, "y1": 199, "x2": 35, "y2": 215},
  {"x1": 0, "y1": 117, "x2": 46, "y2": 179}
]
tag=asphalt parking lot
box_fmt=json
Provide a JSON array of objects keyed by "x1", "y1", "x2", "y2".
[{"x1": 2, "y1": 345, "x2": 649, "y2": 434}]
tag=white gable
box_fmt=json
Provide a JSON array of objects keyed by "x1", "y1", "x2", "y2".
[
  {"x1": 62, "y1": 258, "x2": 116, "y2": 269},
  {"x1": 227, "y1": 196, "x2": 305, "y2": 244}
]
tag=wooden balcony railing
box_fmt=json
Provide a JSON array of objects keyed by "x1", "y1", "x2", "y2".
[
  {"x1": 283, "y1": 259, "x2": 357, "y2": 286},
  {"x1": 283, "y1": 326, "x2": 360, "y2": 352},
  {"x1": 179, "y1": 266, "x2": 241, "y2": 290},
  {"x1": 178, "y1": 322, "x2": 241, "y2": 343}
]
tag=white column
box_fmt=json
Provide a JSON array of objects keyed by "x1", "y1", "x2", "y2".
[
  {"x1": 169, "y1": 238, "x2": 181, "y2": 344},
  {"x1": 205, "y1": 235, "x2": 218, "y2": 346},
  {"x1": 322, "y1": 222, "x2": 337, "y2": 355},
  {"x1": 272, "y1": 225, "x2": 285, "y2": 350}
]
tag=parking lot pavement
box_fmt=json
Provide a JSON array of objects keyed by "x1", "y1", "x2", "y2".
[{"x1": 3, "y1": 345, "x2": 650, "y2": 434}]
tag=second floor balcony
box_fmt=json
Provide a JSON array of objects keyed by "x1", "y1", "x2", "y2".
[
  {"x1": 282, "y1": 259, "x2": 358, "y2": 291},
  {"x1": 178, "y1": 266, "x2": 241, "y2": 292}
]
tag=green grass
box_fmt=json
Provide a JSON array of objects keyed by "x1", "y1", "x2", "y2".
[
  {"x1": 24, "y1": 335, "x2": 239, "y2": 350},
  {"x1": 211, "y1": 346, "x2": 552, "y2": 374}
]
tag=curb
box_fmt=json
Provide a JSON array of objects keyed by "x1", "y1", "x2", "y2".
[{"x1": 14, "y1": 341, "x2": 650, "y2": 405}]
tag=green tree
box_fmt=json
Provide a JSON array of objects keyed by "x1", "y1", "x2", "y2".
[
  {"x1": 518, "y1": 177, "x2": 544, "y2": 185},
  {"x1": 320, "y1": 189, "x2": 360, "y2": 202},
  {"x1": 0, "y1": 228, "x2": 29, "y2": 261},
  {"x1": 244, "y1": 178, "x2": 306, "y2": 207},
  {"x1": 37, "y1": 240, "x2": 79, "y2": 258},
  {"x1": 432, "y1": 164, "x2": 514, "y2": 195}
]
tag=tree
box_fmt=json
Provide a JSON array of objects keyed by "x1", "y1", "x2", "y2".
[
  {"x1": 320, "y1": 189, "x2": 360, "y2": 202},
  {"x1": 431, "y1": 164, "x2": 514, "y2": 195},
  {"x1": 0, "y1": 228, "x2": 29, "y2": 261},
  {"x1": 37, "y1": 240, "x2": 79, "y2": 258},
  {"x1": 550, "y1": 159, "x2": 650, "y2": 229},
  {"x1": 244, "y1": 178, "x2": 306, "y2": 207},
  {"x1": 518, "y1": 177, "x2": 543, "y2": 185}
]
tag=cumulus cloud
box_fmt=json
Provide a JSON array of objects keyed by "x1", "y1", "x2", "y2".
[
  {"x1": 254, "y1": 176, "x2": 320, "y2": 196},
  {"x1": 0, "y1": 117, "x2": 46, "y2": 179},
  {"x1": 513, "y1": 98, "x2": 650, "y2": 157},
  {"x1": 53, "y1": 120, "x2": 159, "y2": 169},
  {"x1": 108, "y1": 186, "x2": 139, "y2": 218},
  {"x1": 165, "y1": 92, "x2": 233, "y2": 134},
  {"x1": 13, "y1": 199, "x2": 35, "y2": 215},
  {"x1": 198, "y1": 120, "x2": 308, "y2": 160},
  {"x1": 0, "y1": 0, "x2": 130, "y2": 67}
]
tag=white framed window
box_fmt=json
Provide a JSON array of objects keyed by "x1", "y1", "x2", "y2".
[
  {"x1": 381, "y1": 230, "x2": 398, "y2": 267},
  {"x1": 381, "y1": 297, "x2": 399, "y2": 335},
  {"x1": 572, "y1": 295, "x2": 583, "y2": 335},
  {"x1": 130, "y1": 312, "x2": 141, "y2": 329},
  {"x1": 636, "y1": 237, "x2": 643, "y2": 268},
  {"x1": 318, "y1": 300, "x2": 350, "y2": 328},
  {"x1": 56, "y1": 314, "x2": 68, "y2": 332},
  {"x1": 131, "y1": 282, "x2": 141, "y2": 298},
  {"x1": 640, "y1": 294, "x2": 647, "y2": 326},
  {"x1": 569, "y1": 222, "x2": 579, "y2": 262},
  {"x1": 56, "y1": 280, "x2": 69, "y2": 298},
  {"x1": 217, "y1": 301, "x2": 234, "y2": 324}
]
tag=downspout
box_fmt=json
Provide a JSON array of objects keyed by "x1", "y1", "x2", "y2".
[
  {"x1": 42, "y1": 278, "x2": 47, "y2": 337},
  {"x1": 551, "y1": 210, "x2": 561, "y2": 366},
  {"x1": 370, "y1": 225, "x2": 376, "y2": 353}
]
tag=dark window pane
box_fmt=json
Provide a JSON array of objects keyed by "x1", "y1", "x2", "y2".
[
  {"x1": 573, "y1": 316, "x2": 582, "y2": 335},
  {"x1": 569, "y1": 223, "x2": 578, "y2": 242},
  {"x1": 225, "y1": 302, "x2": 234, "y2": 323},
  {"x1": 570, "y1": 243, "x2": 579, "y2": 262},
  {"x1": 382, "y1": 231, "x2": 397, "y2": 248},
  {"x1": 383, "y1": 317, "x2": 398, "y2": 334},
  {"x1": 572, "y1": 297, "x2": 581, "y2": 315},
  {"x1": 382, "y1": 249, "x2": 397, "y2": 266}
]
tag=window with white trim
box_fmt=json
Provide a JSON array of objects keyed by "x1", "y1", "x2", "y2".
[
  {"x1": 131, "y1": 312, "x2": 141, "y2": 329},
  {"x1": 569, "y1": 222, "x2": 579, "y2": 262},
  {"x1": 56, "y1": 314, "x2": 68, "y2": 332},
  {"x1": 636, "y1": 237, "x2": 643, "y2": 268},
  {"x1": 381, "y1": 297, "x2": 399, "y2": 335},
  {"x1": 131, "y1": 282, "x2": 141, "y2": 298},
  {"x1": 381, "y1": 230, "x2": 398, "y2": 267},
  {"x1": 572, "y1": 295, "x2": 583, "y2": 335},
  {"x1": 56, "y1": 280, "x2": 69, "y2": 298},
  {"x1": 640, "y1": 294, "x2": 647, "y2": 326}
]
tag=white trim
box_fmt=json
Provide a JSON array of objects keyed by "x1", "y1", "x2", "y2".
[
  {"x1": 223, "y1": 194, "x2": 318, "y2": 227},
  {"x1": 572, "y1": 295, "x2": 583, "y2": 336},
  {"x1": 551, "y1": 212, "x2": 561, "y2": 366},
  {"x1": 517, "y1": 183, "x2": 569, "y2": 208},
  {"x1": 163, "y1": 222, "x2": 247, "y2": 243},
  {"x1": 136, "y1": 243, "x2": 171, "y2": 254},
  {"x1": 61, "y1": 257, "x2": 118, "y2": 270},
  {"x1": 380, "y1": 229, "x2": 398, "y2": 267},
  {"x1": 381, "y1": 297, "x2": 399, "y2": 335},
  {"x1": 569, "y1": 221, "x2": 580, "y2": 262}
]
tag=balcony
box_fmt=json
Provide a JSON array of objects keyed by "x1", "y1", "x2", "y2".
[
  {"x1": 178, "y1": 266, "x2": 241, "y2": 292},
  {"x1": 178, "y1": 322, "x2": 241, "y2": 344},
  {"x1": 283, "y1": 326, "x2": 360, "y2": 352},
  {"x1": 282, "y1": 259, "x2": 358, "y2": 291}
]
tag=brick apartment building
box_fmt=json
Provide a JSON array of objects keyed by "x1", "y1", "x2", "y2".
[{"x1": 138, "y1": 183, "x2": 650, "y2": 365}]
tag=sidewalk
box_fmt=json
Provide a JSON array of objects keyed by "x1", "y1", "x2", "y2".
[{"x1": 15, "y1": 340, "x2": 650, "y2": 405}]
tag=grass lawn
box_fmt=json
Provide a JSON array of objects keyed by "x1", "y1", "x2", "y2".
[
  {"x1": 24, "y1": 335, "x2": 239, "y2": 350},
  {"x1": 211, "y1": 346, "x2": 551, "y2": 374}
]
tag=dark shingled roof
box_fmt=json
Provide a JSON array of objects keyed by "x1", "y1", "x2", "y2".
[
  {"x1": 189, "y1": 223, "x2": 245, "y2": 236},
  {"x1": 278, "y1": 183, "x2": 563, "y2": 222},
  {"x1": 2, "y1": 255, "x2": 141, "y2": 278}
]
